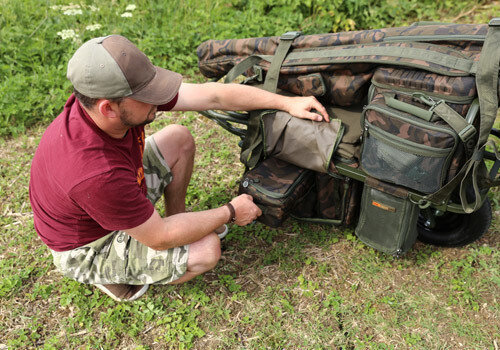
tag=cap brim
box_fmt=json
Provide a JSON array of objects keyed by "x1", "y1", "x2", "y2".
[{"x1": 130, "y1": 67, "x2": 182, "y2": 105}]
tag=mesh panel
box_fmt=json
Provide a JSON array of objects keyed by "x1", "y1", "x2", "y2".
[{"x1": 361, "y1": 135, "x2": 449, "y2": 193}]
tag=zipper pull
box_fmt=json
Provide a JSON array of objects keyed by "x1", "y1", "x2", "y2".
[
  {"x1": 242, "y1": 178, "x2": 250, "y2": 188},
  {"x1": 242, "y1": 178, "x2": 259, "y2": 188}
]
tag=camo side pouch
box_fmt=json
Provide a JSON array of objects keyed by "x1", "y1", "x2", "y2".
[
  {"x1": 238, "y1": 157, "x2": 315, "y2": 227},
  {"x1": 355, "y1": 180, "x2": 419, "y2": 256}
]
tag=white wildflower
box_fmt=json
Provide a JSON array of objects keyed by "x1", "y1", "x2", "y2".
[
  {"x1": 61, "y1": 3, "x2": 81, "y2": 10},
  {"x1": 88, "y1": 5, "x2": 99, "y2": 12},
  {"x1": 121, "y1": 12, "x2": 133, "y2": 17},
  {"x1": 125, "y1": 4, "x2": 136, "y2": 11},
  {"x1": 50, "y1": 5, "x2": 61, "y2": 10},
  {"x1": 57, "y1": 29, "x2": 79, "y2": 41},
  {"x1": 63, "y1": 8, "x2": 83, "y2": 15},
  {"x1": 85, "y1": 24, "x2": 102, "y2": 31}
]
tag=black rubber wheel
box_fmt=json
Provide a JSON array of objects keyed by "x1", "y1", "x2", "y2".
[{"x1": 417, "y1": 198, "x2": 492, "y2": 247}]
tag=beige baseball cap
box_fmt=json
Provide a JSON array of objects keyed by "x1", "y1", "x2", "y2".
[{"x1": 67, "y1": 35, "x2": 182, "y2": 105}]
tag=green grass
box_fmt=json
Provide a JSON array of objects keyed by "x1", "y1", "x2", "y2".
[{"x1": 1, "y1": 0, "x2": 500, "y2": 349}]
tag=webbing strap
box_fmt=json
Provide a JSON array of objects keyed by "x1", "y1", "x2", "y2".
[
  {"x1": 282, "y1": 45, "x2": 475, "y2": 73},
  {"x1": 453, "y1": 18, "x2": 500, "y2": 212},
  {"x1": 476, "y1": 18, "x2": 500, "y2": 146},
  {"x1": 222, "y1": 56, "x2": 270, "y2": 168},
  {"x1": 226, "y1": 32, "x2": 301, "y2": 168},
  {"x1": 263, "y1": 31, "x2": 301, "y2": 92},
  {"x1": 224, "y1": 55, "x2": 266, "y2": 84},
  {"x1": 431, "y1": 101, "x2": 476, "y2": 145},
  {"x1": 383, "y1": 93, "x2": 476, "y2": 149},
  {"x1": 458, "y1": 146, "x2": 489, "y2": 213},
  {"x1": 422, "y1": 147, "x2": 482, "y2": 207},
  {"x1": 239, "y1": 110, "x2": 266, "y2": 169}
]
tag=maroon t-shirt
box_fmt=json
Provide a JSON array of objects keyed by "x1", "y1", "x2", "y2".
[{"x1": 29, "y1": 94, "x2": 178, "y2": 251}]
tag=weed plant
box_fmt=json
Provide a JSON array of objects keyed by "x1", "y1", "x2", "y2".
[{"x1": 0, "y1": 0, "x2": 499, "y2": 349}]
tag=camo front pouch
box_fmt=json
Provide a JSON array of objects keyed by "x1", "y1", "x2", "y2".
[
  {"x1": 361, "y1": 92, "x2": 459, "y2": 194},
  {"x1": 360, "y1": 67, "x2": 478, "y2": 194}
]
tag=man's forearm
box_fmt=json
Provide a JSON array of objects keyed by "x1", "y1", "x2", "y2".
[
  {"x1": 211, "y1": 83, "x2": 329, "y2": 121},
  {"x1": 155, "y1": 206, "x2": 231, "y2": 250},
  {"x1": 210, "y1": 83, "x2": 291, "y2": 111},
  {"x1": 173, "y1": 82, "x2": 329, "y2": 121}
]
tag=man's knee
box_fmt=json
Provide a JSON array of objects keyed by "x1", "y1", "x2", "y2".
[
  {"x1": 187, "y1": 233, "x2": 221, "y2": 273},
  {"x1": 153, "y1": 124, "x2": 195, "y2": 161}
]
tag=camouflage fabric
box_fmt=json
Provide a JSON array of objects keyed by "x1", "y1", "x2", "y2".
[
  {"x1": 197, "y1": 23, "x2": 490, "y2": 105},
  {"x1": 292, "y1": 173, "x2": 362, "y2": 226},
  {"x1": 371, "y1": 68, "x2": 476, "y2": 118},
  {"x1": 362, "y1": 92, "x2": 460, "y2": 194},
  {"x1": 51, "y1": 231, "x2": 188, "y2": 285},
  {"x1": 238, "y1": 157, "x2": 314, "y2": 227},
  {"x1": 50, "y1": 136, "x2": 189, "y2": 285},
  {"x1": 290, "y1": 171, "x2": 362, "y2": 225},
  {"x1": 198, "y1": 23, "x2": 486, "y2": 77},
  {"x1": 365, "y1": 96, "x2": 457, "y2": 148}
]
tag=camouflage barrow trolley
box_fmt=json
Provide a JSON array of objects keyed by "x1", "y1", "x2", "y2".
[{"x1": 197, "y1": 19, "x2": 500, "y2": 255}]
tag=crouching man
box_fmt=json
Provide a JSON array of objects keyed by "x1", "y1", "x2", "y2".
[{"x1": 29, "y1": 35, "x2": 329, "y2": 301}]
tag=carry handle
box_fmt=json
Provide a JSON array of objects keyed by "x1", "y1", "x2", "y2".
[{"x1": 383, "y1": 94, "x2": 434, "y2": 121}]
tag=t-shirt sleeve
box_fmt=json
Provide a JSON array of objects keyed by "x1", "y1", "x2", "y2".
[
  {"x1": 69, "y1": 169, "x2": 155, "y2": 231},
  {"x1": 158, "y1": 93, "x2": 179, "y2": 111}
]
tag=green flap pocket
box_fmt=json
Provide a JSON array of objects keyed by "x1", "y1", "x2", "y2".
[
  {"x1": 262, "y1": 111, "x2": 344, "y2": 173},
  {"x1": 355, "y1": 184, "x2": 419, "y2": 256}
]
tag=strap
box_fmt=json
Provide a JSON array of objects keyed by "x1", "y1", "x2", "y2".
[
  {"x1": 487, "y1": 140, "x2": 500, "y2": 185},
  {"x1": 224, "y1": 55, "x2": 267, "y2": 84},
  {"x1": 383, "y1": 93, "x2": 477, "y2": 153},
  {"x1": 263, "y1": 31, "x2": 301, "y2": 92},
  {"x1": 421, "y1": 147, "x2": 480, "y2": 207},
  {"x1": 228, "y1": 31, "x2": 302, "y2": 168},
  {"x1": 239, "y1": 110, "x2": 269, "y2": 169},
  {"x1": 430, "y1": 101, "x2": 476, "y2": 145},
  {"x1": 458, "y1": 145, "x2": 489, "y2": 213},
  {"x1": 281, "y1": 44, "x2": 475, "y2": 74},
  {"x1": 476, "y1": 18, "x2": 500, "y2": 146},
  {"x1": 383, "y1": 93, "x2": 434, "y2": 121},
  {"x1": 422, "y1": 144, "x2": 490, "y2": 213}
]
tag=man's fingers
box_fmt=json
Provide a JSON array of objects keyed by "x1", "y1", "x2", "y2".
[
  {"x1": 255, "y1": 205, "x2": 262, "y2": 217},
  {"x1": 311, "y1": 99, "x2": 330, "y2": 122}
]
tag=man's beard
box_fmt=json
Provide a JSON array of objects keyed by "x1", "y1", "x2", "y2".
[{"x1": 119, "y1": 105, "x2": 157, "y2": 127}]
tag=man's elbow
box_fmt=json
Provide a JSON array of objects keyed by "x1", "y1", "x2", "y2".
[
  {"x1": 148, "y1": 235, "x2": 178, "y2": 251},
  {"x1": 140, "y1": 230, "x2": 178, "y2": 251}
]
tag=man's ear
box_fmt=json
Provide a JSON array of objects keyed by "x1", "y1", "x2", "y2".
[{"x1": 97, "y1": 99, "x2": 119, "y2": 119}]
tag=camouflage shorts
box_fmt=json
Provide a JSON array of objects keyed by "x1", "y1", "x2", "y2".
[{"x1": 51, "y1": 136, "x2": 189, "y2": 285}]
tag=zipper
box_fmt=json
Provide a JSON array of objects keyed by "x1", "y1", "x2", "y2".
[
  {"x1": 371, "y1": 80, "x2": 475, "y2": 105},
  {"x1": 364, "y1": 103, "x2": 459, "y2": 149},
  {"x1": 364, "y1": 123, "x2": 452, "y2": 157},
  {"x1": 383, "y1": 34, "x2": 485, "y2": 43}
]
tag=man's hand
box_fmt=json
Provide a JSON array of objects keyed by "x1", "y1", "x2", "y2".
[
  {"x1": 286, "y1": 95, "x2": 330, "y2": 122},
  {"x1": 229, "y1": 194, "x2": 262, "y2": 226}
]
